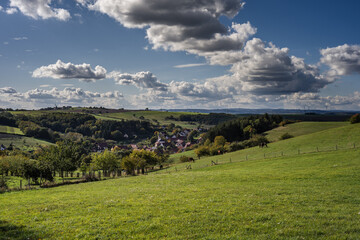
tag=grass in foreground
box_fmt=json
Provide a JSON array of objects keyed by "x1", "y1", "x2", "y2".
[{"x1": 1, "y1": 147, "x2": 360, "y2": 239}]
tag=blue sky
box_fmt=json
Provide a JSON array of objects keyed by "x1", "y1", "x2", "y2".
[{"x1": 1, "y1": 0, "x2": 360, "y2": 110}]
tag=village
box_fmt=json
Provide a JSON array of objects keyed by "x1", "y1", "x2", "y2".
[{"x1": 94, "y1": 127, "x2": 204, "y2": 154}]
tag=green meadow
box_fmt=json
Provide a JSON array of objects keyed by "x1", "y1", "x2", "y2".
[
  {"x1": 265, "y1": 121, "x2": 348, "y2": 142},
  {"x1": 1, "y1": 123, "x2": 360, "y2": 239},
  {"x1": 0, "y1": 125, "x2": 24, "y2": 136},
  {"x1": 170, "y1": 121, "x2": 351, "y2": 166},
  {"x1": 0, "y1": 134, "x2": 53, "y2": 151},
  {"x1": 96, "y1": 110, "x2": 206, "y2": 129},
  {"x1": 1, "y1": 149, "x2": 360, "y2": 239}
]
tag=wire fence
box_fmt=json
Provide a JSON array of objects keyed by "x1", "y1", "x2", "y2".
[
  {"x1": 2, "y1": 142, "x2": 359, "y2": 192},
  {"x1": 162, "y1": 142, "x2": 360, "y2": 173}
]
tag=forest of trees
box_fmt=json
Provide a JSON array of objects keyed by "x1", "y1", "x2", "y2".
[
  {"x1": 192, "y1": 114, "x2": 282, "y2": 159},
  {"x1": 205, "y1": 114, "x2": 282, "y2": 142},
  {"x1": 0, "y1": 112, "x2": 155, "y2": 143}
]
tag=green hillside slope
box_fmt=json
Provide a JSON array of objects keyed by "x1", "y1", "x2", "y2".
[
  {"x1": 1, "y1": 124, "x2": 360, "y2": 239},
  {"x1": 169, "y1": 123, "x2": 360, "y2": 171},
  {"x1": 1, "y1": 148, "x2": 359, "y2": 239},
  {"x1": 265, "y1": 121, "x2": 348, "y2": 142}
]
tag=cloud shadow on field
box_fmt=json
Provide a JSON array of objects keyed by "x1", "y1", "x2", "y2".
[{"x1": 0, "y1": 220, "x2": 42, "y2": 240}]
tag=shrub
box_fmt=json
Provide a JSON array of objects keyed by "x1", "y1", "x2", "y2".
[
  {"x1": 350, "y1": 113, "x2": 360, "y2": 124},
  {"x1": 279, "y1": 119, "x2": 296, "y2": 126},
  {"x1": 179, "y1": 155, "x2": 190, "y2": 163},
  {"x1": 279, "y1": 132, "x2": 294, "y2": 140},
  {"x1": 0, "y1": 177, "x2": 8, "y2": 190},
  {"x1": 229, "y1": 142, "x2": 245, "y2": 152},
  {"x1": 194, "y1": 146, "x2": 210, "y2": 159}
]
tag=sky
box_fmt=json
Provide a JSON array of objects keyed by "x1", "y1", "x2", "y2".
[{"x1": 1, "y1": 0, "x2": 360, "y2": 110}]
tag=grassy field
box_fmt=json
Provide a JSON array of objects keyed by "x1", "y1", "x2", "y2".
[
  {"x1": 170, "y1": 122, "x2": 351, "y2": 165},
  {"x1": 0, "y1": 125, "x2": 24, "y2": 136},
  {"x1": 10, "y1": 109, "x2": 209, "y2": 129},
  {"x1": 0, "y1": 134, "x2": 53, "y2": 151},
  {"x1": 1, "y1": 148, "x2": 359, "y2": 239},
  {"x1": 265, "y1": 121, "x2": 348, "y2": 142},
  {"x1": 1, "y1": 124, "x2": 360, "y2": 239},
  {"x1": 167, "y1": 123, "x2": 360, "y2": 172},
  {"x1": 97, "y1": 110, "x2": 206, "y2": 129}
]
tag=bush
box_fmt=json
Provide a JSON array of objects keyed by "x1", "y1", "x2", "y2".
[
  {"x1": 194, "y1": 146, "x2": 210, "y2": 159},
  {"x1": 350, "y1": 113, "x2": 360, "y2": 124},
  {"x1": 179, "y1": 155, "x2": 190, "y2": 163},
  {"x1": 0, "y1": 177, "x2": 8, "y2": 190},
  {"x1": 279, "y1": 133, "x2": 294, "y2": 140},
  {"x1": 279, "y1": 119, "x2": 296, "y2": 126},
  {"x1": 229, "y1": 142, "x2": 245, "y2": 152}
]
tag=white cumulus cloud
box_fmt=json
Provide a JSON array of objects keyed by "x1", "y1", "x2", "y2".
[
  {"x1": 9, "y1": 0, "x2": 70, "y2": 21},
  {"x1": 32, "y1": 60, "x2": 107, "y2": 82},
  {"x1": 209, "y1": 38, "x2": 331, "y2": 95},
  {"x1": 321, "y1": 44, "x2": 360, "y2": 77},
  {"x1": 109, "y1": 71, "x2": 168, "y2": 91},
  {"x1": 85, "y1": 0, "x2": 251, "y2": 55},
  {"x1": 6, "y1": 7, "x2": 18, "y2": 14},
  {"x1": 0, "y1": 87, "x2": 126, "y2": 109}
]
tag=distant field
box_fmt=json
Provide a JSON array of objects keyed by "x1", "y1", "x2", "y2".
[
  {"x1": 265, "y1": 121, "x2": 348, "y2": 142},
  {"x1": 0, "y1": 125, "x2": 24, "y2": 135},
  {"x1": 0, "y1": 133, "x2": 53, "y2": 151},
  {"x1": 9, "y1": 110, "x2": 57, "y2": 116},
  {"x1": 10, "y1": 109, "x2": 207, "y2": 129},
  {"x1": 97, "y1": 110, "x2": 206, "y2": 129}
]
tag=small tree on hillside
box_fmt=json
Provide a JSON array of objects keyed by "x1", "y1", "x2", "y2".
[
  {"x1": 350, "y1": 113, "x2": 360, "y2": 124},
  {"x1": 91, "y1": 150, "x2": 121, "y2": 174},
  {"x1": 194, "y1": 146, "x2": 210, "y2": 159},
  {"x1": 279, "y1": 133, "x2": 294, "y2": 140}
]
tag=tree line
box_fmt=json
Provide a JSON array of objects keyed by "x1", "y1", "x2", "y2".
[
  {"x1": 0, "y1": 111, "x2": 156, "y2": 143},
  {"x1": 0, "y1": 140, "x2": 168, "y2": 190},
  {"x1": 192, "y1": 114, "x2": 282, "y2": 159}
]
